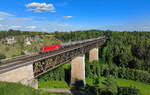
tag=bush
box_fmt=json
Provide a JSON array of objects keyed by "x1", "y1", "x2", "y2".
[
  {"x1": 118, "y1": 86, "x2": 141, "y2": 95},
  {"x1": 95, "y1": 88, "x2": 114, "y2": 95},
  {"x1": 87, "y1": 85, "x2": 141, "y2": 95},
  {"x1": 102, "y1": 76, "x2": 118, "y2": 95},
  {"x1": 0, "y1": 53, "x2": 6, "y2": 60},
  {"x1": 38, "y1": 65, "x2": 67, "y2": 82},
  {"x1": 20, "y1": 51, "x2": 25, "y2": 55},
  {"x1": 85, "y1": 61, "x2": 101, "y2": 78},
  {"x1": 101, "y1": 64, "x2": 150, "y2": 84}
]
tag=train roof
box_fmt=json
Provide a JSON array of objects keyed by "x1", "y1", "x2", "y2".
[
  {"x1": 41, "y1": 44, "x2": 60, "y2": 48},
  {"x1": 61, "y1": 36, "x2": 106, "y2": 47}
]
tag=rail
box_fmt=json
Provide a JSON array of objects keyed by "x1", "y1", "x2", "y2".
[{"x1": 0, "y1": 37, "x2": 107, "y2": 74}]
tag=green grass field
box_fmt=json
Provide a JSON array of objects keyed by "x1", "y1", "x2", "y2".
[
  {"x1": 1, "y1": 77, "x2": 149, "y2": 95},
  {"x1": 86, "y1": 77, "x2": 150, "y2": 95},
  {"x1": 117, "y1": 78, "x2": 150, "y2": 95},
  {"x1": 39, "y1": 81, "x2": 70, "y2": 89},
  {"x1": 39, "y1": 75, "x2": 150, "y2": 95},
  {"x1": 0, "y1": 81, "x2": 71, "y2": 95}
]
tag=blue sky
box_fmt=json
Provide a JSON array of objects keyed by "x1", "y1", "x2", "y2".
[{"x1": 0, "y1": 0, "x2": 150, "y2": 32}]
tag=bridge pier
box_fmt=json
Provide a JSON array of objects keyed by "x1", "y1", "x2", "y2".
[
  {"x1": 71, "y1": 55, "x2": 86, "y2": 88},
  {"x1": 0, "y1": 63, "x2": 38, "y2": 89},
  {"x1": 89, "y1": 47, "x2": 99, "y2": 62}
]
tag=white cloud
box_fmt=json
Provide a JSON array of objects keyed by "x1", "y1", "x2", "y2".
[
  {"x1": 0, "y1": 25, "x2": 22, "y2": 30},
  {"x1": 0, "y1": 12, "x2": 14, "y2": 17},
  {"x1": 0, "y1": 11, "x2": 150, "y2": 32},
  {"x1": 26, "y1": 2, "x2": 55, "y2": 13},
  {"x1": 26, "y1": 26, "x2": 37, "y2": 29},
  {"x1": 64, "y1": 16, "x2": 72, "y2": 19},
  {"x1": 10, "y1": 25, "x2": 21, "y2": 29}
]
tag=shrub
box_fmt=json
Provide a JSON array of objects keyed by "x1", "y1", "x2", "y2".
[
  {"x1": 85, "y1": 61, "x2": 101, "y2": 78},
  {"x1": 102, "y1": 76, "x2": 118, "y2": 95},
  {"x1": 38, "y1": 65, "x2": 67, "y2": 82},
  {"x1": 101, "y1": 64, "x2": 150, "y2": 84},
  {"x1": 95, "y1": 88, "x2": 114, "y2": 95},
  {"x1": 118, "y1": 86, "x2": 141, "y2": 95},
  {"x1": 87, "y1": 85, "x2": 141, "y2": 95},
  {"x1": 20, "y1": 51, "x2": 25, "y2": 55},
  {"x1": 0, "y1": 53, "x2": 6, "y2": 60}
]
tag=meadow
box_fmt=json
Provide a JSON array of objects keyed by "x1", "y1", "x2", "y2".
[{"x1": 0, "y1": 81, "x2": 72, "y2": 95}]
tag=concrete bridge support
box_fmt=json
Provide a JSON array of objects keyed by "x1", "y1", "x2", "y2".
[
  {"x1": 89, "y1": 47, "x2": 99, "y2": 62},
  {"x1": 0, "y1": 63, "x2": 38, "y2": 89},
  {"x1": 71, "y1": 55, "x2": 85, "y2": 88}
]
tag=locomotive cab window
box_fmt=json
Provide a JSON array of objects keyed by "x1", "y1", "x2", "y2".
[{"x1": 40, "y1": 48, "x2": 43, "y2": 50}]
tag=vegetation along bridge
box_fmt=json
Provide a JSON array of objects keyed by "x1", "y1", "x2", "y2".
[{"x1": 0, "y1": 37, "x2": 107, "y2": 88}]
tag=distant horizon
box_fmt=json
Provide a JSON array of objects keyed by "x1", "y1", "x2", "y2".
[
  {"x1": 0, "y1": 0, "x2": 150, "y2": 32},
  {"x1": 1, "y1": 29, "x2": 150, "y2": 33}
]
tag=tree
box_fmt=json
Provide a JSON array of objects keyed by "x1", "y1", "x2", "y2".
[
  {"x1": 102, "y1": 76, "x2": 118, "y2": 95},
  {"x1": 0, "y1": 53, "x2": 6, "y2": 60},
  {"x1": 0, "y1": 53, "x2": 6, "y2": 64}
]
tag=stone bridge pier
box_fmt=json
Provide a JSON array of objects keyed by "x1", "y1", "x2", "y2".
[
  {"x1": 0, "y1": 63, "x2": 38, "y2": 89},
  {"x1": 71, "y1": 47, "x2": 99, "y2": 87},
  {"x1": 71, "y1": 55, "x2": 85, "y2": 87},
  {"x1": 89, "y1": 47, "x2": 99, "y2": 62}
]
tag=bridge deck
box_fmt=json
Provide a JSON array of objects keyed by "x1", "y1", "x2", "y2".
[{"x1": 0, "y1": 37, "x2": 107, "y2": 74}]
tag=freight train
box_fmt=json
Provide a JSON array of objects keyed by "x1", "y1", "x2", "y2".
[{"x1": 39, "y1": 37, "x2": 105, "y2": 54}]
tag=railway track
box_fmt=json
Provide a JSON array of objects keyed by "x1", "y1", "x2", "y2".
[{"x1": 0, "y1": 37, "x2": 106, "y2": 73}]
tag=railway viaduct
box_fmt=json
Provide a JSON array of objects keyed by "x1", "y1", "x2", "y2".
[{"x1": 0, "y1": 37, "x2": 107, "y2": 88}]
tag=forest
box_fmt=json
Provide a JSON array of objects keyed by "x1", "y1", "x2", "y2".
[
  {"x1": 0, "y1": 29, "x2": 150, "y2": 95},
  {"x1": 39, "y1": 30, "x2": 150, "y2": 95},
  {"x1": 52, "y1": 30, "x2": 150, "y2": 73}
]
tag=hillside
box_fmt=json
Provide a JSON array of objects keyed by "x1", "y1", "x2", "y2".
[
  {"x1": 0, "y1": 30, "x2": 150, "y2": 95},
  {"x1": 36, "y1": 30, "x2": 150, "y2": 95},
  {"x1": 0, "y1": 30, "x2": 61, "y2": 58},
  {"x1": 0, "y1": 81, "x2": 72, "y2": 95}
]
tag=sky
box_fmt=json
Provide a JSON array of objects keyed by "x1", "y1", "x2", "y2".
[{"x1": 0, "y1": 0, "x2": 150, "y2": 32}]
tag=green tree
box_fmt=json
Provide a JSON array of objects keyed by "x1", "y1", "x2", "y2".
[
  {"x1": 0, "y1": 53, "x2": 6, "y2": 60},
  {"x1": 102, "y1": 76, "x2": 118, "y2": 95}
]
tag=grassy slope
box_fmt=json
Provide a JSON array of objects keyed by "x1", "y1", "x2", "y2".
[
  {"x1": 0, "y1": 35, "x2": 61, "y2": 58},
  {"x1": 39, "y1": 76, "x2": 150, "y2": 95},
  {"x1": 39, "y1": 81, "x2": 70, "y2": 89},
  {"x1": 117, "y1": 78, "x2": 150, "y2": 95},
  {"x1": 86, "y1": 77, "x2": 150, "y2": 95},
  {"x1": 0, "y1": 81, "x2": 71, "y2": 95},
  {"x1": 6, "y1": 77, "x2": 148, "y2": 95},
  {"x1": 0, "y1": 42, "x2": 21, "y2": 58}
]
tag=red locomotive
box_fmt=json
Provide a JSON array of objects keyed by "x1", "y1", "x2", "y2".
[{"x1": 39, "y1": 45, "x2": 61, "y2": 53}]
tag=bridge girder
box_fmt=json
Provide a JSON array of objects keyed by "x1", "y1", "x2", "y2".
[{"x1": 33, "y1": 38, "x2": 106, "y2": 77}]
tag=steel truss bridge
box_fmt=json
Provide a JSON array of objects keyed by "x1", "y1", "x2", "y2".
[{"x1": 0, "y1": 37, "x2": 107, "y2": 77}]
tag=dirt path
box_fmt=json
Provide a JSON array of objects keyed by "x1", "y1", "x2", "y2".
[
  {"x1": 41, "y1": 88, "x2": 94, "y2": 95},
  {"x1": 42, "y1": 88, "x2": 71, "y2": 93}
]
